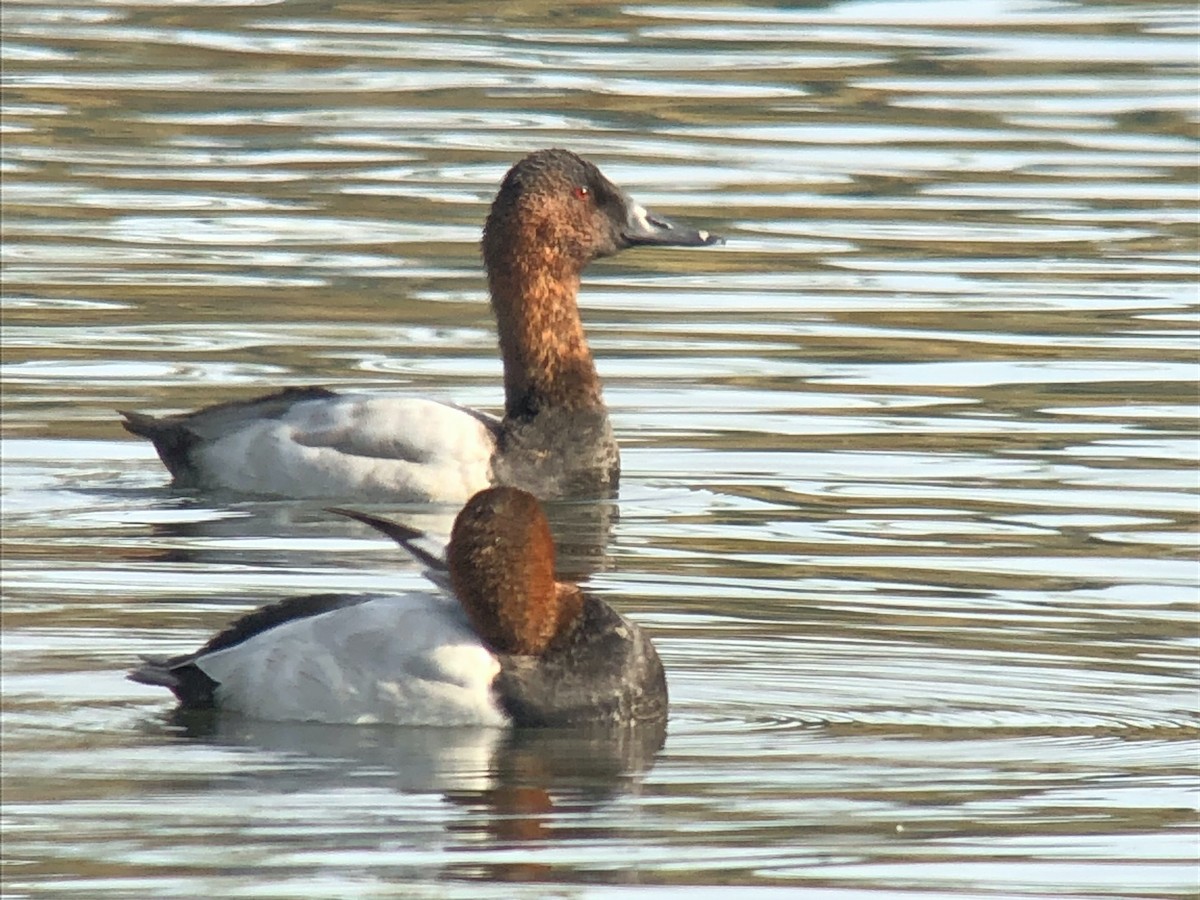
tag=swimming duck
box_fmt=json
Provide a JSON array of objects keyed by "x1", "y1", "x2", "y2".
[
  {"x1": 128, "y1": 486, "x2": 668, "y2": 727},
  {"x1": 120, "y1": 149, "x2": 721, "y2": 500}
]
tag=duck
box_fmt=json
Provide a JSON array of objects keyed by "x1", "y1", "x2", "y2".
[
  {"x1": 128, "y1": 486, "x2": 668, "y2": 727},
  {"x1": 120, "y1": 148, "x2": 722, "y2": 500}
]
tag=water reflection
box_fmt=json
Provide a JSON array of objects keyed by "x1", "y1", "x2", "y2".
[
  {"x1": 112, "y1": 494, "x2": 619, "y2": 580},
  {"x1": 162, "y1": 711, "x2": 666, "y2": 868}
]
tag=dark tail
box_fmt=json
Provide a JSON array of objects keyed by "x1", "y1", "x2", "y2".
[
  {"x1": 129, "y1": 655, "x2": 218, "y2": 709},
  {"x1": 118, "y1": 410, "x2": 199, "y2": 482}
]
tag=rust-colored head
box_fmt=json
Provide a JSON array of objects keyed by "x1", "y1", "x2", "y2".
[
  {"x1": 480, "y1": 149, "x2": 719, "y2": 419},
  {"x1": 482, "y1": 147, "x2": 719, "y2": 278},
  {"x1": 482, "y1": 149, "x2": 628, "y2": 280},
  {"x1": 447, "y1": 486, "x2": 582, "y2": 656}
]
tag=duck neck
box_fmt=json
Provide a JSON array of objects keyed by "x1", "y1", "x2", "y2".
[{"x1": 488, "y1": 259, "x2": 605, "y2": 421}]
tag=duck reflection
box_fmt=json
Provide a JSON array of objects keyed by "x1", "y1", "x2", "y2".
[
  {"x1": 131, "y1": 494, "x2": 617, "y2": 582},
  {"x1": 167, "y1": 710, "x2": 665, "y2": 847}
]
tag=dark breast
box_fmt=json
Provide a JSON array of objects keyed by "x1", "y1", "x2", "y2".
[
  {"x1": 491, "y1": 408, "x2": 619, "y2": 499},
  {"x1": 493, "y1": 596, "x2": 667, "y2": 727}
]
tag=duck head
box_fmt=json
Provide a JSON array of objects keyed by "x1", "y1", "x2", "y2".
[
  {"x1": 482, "y1": 148, "x2": 722, "y2": 275},
  {"x1": 447, "y1": 486, "x2": 583, "y2": 656}
]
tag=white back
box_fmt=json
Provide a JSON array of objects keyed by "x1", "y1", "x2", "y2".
[
  {"x1": 194, "y1": 396, "x2": 496, "y2": 500},
  {"x1": 196, "y1": 593, "x2": 507, "y2": 726}
]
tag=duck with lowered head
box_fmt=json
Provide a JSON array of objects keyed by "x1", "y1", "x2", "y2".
[{"x1": 129, "y1": 487, "x2": 668, "y2": 727}]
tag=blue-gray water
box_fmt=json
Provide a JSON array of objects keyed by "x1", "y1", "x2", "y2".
[{"x1": 3, "y1": 0, "x2": 1198, "y2": 896}]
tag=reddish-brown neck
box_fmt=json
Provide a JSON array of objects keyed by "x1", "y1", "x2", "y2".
[{"x1": 487, "y1": 250, "x2": 604, "y2": 420}]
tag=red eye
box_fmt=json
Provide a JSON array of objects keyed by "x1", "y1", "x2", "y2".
[{"x1": 573, "y1": 185, "x2": 591, "y2": 201}]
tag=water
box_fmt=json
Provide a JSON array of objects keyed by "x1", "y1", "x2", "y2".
[{"x1": 2, "y1": 0, "x2": 1198, "y2": 896}]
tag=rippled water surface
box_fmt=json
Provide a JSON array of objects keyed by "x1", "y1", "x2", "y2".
[{"x1": 3, "y1": 0, "x2": 1198, "y2": 896}]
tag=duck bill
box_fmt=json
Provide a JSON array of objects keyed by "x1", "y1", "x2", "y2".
[{"x1": 621, "y1": 199, "x2": 723, "y2": 248}]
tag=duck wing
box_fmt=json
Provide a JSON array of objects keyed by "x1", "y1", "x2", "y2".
[
  {"x1": 121, "y1": 389, "x2": 500, "y2": 500},
  {"x1": 120, "y1": 386, "x2": 337, "y2": 481},
  {"x1": 128, "y1": 592, "x2": 373, "y2": 708},
  {"x1": 328, "y1": 507, "x2": 452, "y2": 593}
]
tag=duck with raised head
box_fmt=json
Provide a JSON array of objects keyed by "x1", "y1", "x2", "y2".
[
  {"x1": 128, "y1": 487, "x2": 668, "y2": 727},
  {"x1": 120, "y1": 149, "x2": 721, "y2": 500}
]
